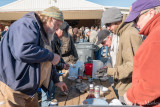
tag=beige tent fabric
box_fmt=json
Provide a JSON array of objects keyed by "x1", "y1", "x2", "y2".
[
  {"x1": 0, "y1": 10, "x2": 103, "y2": 20},
  {"x1": 0, "y1": 12, "x2": 27, "y2": 20}
]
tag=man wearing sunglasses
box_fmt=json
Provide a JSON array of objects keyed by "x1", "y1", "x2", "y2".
[
  {"x1": 100, "y1": 7, "x2": 142, "y2": 103},
  {"x1": 124, "y1": 0, "x2": 160, "y2": 106}
]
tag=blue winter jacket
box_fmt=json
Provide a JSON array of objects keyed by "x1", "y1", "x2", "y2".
[{"x1": 0, "y1": 12, "x2": 59, "y2": 96}]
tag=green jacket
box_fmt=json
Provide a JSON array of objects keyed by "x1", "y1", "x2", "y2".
[{"x1": 107, "y1": 15, "x2": 142, "y2": 96}]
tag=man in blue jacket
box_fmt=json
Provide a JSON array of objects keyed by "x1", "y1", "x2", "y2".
[{"x1": 0, "y1": 6, "x2": 68, "y2": 107}]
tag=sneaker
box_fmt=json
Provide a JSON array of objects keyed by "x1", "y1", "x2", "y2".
[{"x1": 49, "y1": 99, "x2": 58, "y2": 106}]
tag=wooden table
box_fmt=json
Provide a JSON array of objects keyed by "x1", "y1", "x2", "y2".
[{"x1": 54, "y1": 71, "x2": 117, "y2": 106}]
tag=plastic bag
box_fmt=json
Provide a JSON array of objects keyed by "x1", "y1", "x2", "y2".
[
  {"x1": 69, "y1": 64, "x2": 78, "y2": 77},
  {"x1": 76, "y1": 61, "x2": 85, "y2": 72},
  {"x1": 69, "y1": 61, "x2": 85, "y2": 78}
]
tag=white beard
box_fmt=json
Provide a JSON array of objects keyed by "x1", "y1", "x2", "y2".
[
  {"x1": 47, "y1": 32, "x2": 55, "y2": 45},
  {"x1": 47, "y1": 25, "x2": 56, "y2": 45}
]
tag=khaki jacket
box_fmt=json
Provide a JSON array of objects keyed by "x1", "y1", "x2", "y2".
[{"x1": 107, "y1": 14, "x2": 142, "y2": 96}]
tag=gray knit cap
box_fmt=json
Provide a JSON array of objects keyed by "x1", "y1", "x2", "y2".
[
  {"x1": 101, "y1": 8, "x2": 123, "y2": 25},
  {"x1": 41, "y1": 6, "x2": 64, "y2": 22}
]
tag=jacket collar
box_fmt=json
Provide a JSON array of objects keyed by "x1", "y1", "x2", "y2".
[
  {"x1": 139, "y1": 12, "x2": 160, "y2": 36},
  {"x1": 24, "y1": 12, "x2": 50, "y2": 45}
]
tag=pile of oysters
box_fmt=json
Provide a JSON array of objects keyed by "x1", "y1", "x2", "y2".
[{"x1": 75, "y1": 79, "x2": 89, "y2": 93}]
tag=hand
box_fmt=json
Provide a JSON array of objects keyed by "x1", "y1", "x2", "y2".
[
  {"x1": 124, "y1": 92, "x2": 133, "y2": 106},
  {"x1": 102, "y1": 66, "x2": 108, "y2": 69},
  {"x1": 55, "y1": 82, "x2": 68, "y2": 92},
  {"x1": 64, "y1": 64, "x2": 70, "y2": 70},
  {"x1": 52, "y1": 53, "x2": 60, "y2": 65}
]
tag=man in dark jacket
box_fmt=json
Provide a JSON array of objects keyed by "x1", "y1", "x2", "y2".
[
  {"x1": 60, "y1": 27, "x2": 78, "y2": 64},
  {"x1": 52, "y1": 21, "x2": 70, "y2": 71},
  {"x1": 0, "y1": 6, "x2": 67, "y2": 107},
  {"x1": 41, "y1": 21, "x2": 70, "y2": 106}
]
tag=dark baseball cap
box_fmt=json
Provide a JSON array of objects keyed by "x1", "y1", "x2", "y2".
[
  {"x1": 60, "y1": 21, "x2": 69, "y2": 37},
  {"x1": 96, "y1": 29, "x2": 110, "y2": 45},
  {"x1": 125, "y1": 0, "x2": 160, "y2": 22}
]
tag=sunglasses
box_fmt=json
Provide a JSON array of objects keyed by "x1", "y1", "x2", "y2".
[
  {"x1": 105, "y1": 23, "x2": 111, "y2": 27},
  {"x1": 105, "y1": 22, "x2": 120, "y2": 27},
  {"x1": 134, "y1": 10, "x2": 149, "y2": 23}
]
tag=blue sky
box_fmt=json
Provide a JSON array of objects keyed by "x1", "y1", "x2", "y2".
[
  {"x1": 88, "y1": 0, "x2": 136, "y2": 7},
  {"x1": 0, "y1": 0, "x2": 15, "y2": 7},
  {"x1": 0, "y1": 0, "x2": 136, "y2": 7}
]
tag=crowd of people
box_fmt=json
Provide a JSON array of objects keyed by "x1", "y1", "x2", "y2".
[
  {"x1": 0, "y1": 26, "x2": 9, "y2": 41},
  {"x1": 67, "y1": 26, "x2": 102, "y2": 44},
  {"x1": 0, "y1": 0, "x2": 160, "y2": 106}
]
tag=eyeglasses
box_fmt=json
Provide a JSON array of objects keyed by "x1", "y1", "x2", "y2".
[
  {"x1": 101, "y1": 40, "x2": 106, "y2": 45},
  {"x1": 134, "y1": 10, "x2": 149, "y2": 23}
]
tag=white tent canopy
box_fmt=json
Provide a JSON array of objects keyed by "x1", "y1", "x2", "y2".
[
  {"x1": 0, "y1": 0, "x2": 104, "y2": 20},
  {"x1": 0, "y1": 0, "x2": 104, "y2": 11}
]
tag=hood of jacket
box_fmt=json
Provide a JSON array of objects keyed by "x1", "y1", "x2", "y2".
[{"x1": 116, "y1": 14, "x2": 134, "y2": 36}]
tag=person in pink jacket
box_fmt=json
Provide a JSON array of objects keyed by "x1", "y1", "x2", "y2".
[{"x1": 124, "y1": 0, "x2": 160, "y2": 106}]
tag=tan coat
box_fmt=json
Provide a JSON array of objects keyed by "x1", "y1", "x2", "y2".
[{"x1": 107, "y1": 15, "x2": 142, "y2": 96}]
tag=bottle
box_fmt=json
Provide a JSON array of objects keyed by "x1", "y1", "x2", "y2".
[
  {"x1": 94, "y1": 85, "x2": 100, "y2": 98},
  {"x1": 78, "y1": 66, "x2": 83, "y2": 79},
  {"x1": 86, "y1": 84, "x2": 95, "y2": 99}
]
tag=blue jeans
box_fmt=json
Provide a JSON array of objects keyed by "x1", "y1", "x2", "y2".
[{"x1": 41, "y1": 80, "x2": 56, "y2": 106}]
